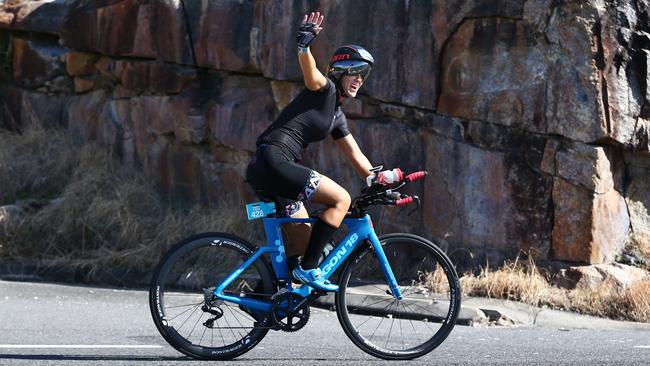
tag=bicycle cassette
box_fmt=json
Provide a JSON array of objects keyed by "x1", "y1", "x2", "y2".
[{"x1": 270, "y1": 290, "x2": 310, "y2": 332}]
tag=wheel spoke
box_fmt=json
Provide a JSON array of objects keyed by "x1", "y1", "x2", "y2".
[
  {"x1": 368, "y1": 309, "x2": 386, "y2": 342},
  {"x1": 199, "y1": 321, "x2": 208, "y2": 345},
  {"x1": 164, "y1": 301, "x2": 203, "y2": 309},
  {"x1": 167, "y1": 302, "x2": 201, "y2": 323},
  {"x1": 384, "y1": 300, "x2": 397, "y2": 349},
  {"x1": 216, "y1": 319, "x2": 226, "y2": 345},
  {"x1": 187, "y1": 308, "x2": 205, "y2": 340},
  {"x1": 403, "y1": 301, "x2": 449, "y2": 321},
  {"x1": 353, "y1": 299, "x2": 397, "y2": 329},
  {"x1": 224, "y1": 303, "x2": 249, "y2": 339},
  {"x1": 350, "y1": 296, "x2": 392, "y2": 311},
  {"x1": 397, "y1": 301, "x2": 405, "y2": 350},
  {"x1": 223, "y1": 302, "x2": 257, "y2": 323},
  {"x1": 348, "y1": 294, "x2": 372, "y2": 314},
  {"x1": 175, "y1": 303, "x2": 202, "y2": 331},
  {"x1": 219, "y1": 307, "x2": 240, "y2": 340},
  {"x1": 406, "y1": 305, "x2": 423, "y2": 345},
  {"x1": 401, "y1": 301, "x2": 440, "y2": 333}
]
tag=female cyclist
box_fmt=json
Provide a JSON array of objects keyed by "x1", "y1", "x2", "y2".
[{"x1": 246, "y1": 12, "x2": 397, "y2": 292}]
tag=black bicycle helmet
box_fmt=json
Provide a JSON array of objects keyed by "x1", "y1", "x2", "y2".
[{"x1": 327, "y1": 45, "x2": 374, "y2": 94}]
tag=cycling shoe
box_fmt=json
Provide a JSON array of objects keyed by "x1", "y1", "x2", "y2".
[{"x1": 291, "y1": 266, "x2": 338, "y2": 292}]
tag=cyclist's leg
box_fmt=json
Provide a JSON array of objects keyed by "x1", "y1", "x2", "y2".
[
  {"x1": 279, "y1": 202, "x2": 311, "y2": 259},
  {"x1": 299, "y1": 175, "x2": 350, "y2": 270},
  {"x1": 290, "y1": 175, "x2": 349, "y2": 291}
]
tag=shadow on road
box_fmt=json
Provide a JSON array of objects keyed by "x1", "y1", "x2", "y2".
[
  {"x1": 0, "y1": 354, "x2": 186, "y2": 362},
  {"x1": 0, "y1": 354, "x2": 376, "y2": 362}
]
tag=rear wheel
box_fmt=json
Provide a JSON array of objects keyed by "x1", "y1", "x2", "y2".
[
  {"x1": 149, "y1": 233, "x2": 275, "y2": 360},
  {"x1": 335, "y1": 233, "x2": 461, "y2": 360}
]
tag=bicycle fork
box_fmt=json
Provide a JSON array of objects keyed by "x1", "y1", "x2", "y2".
[{"x1": 367, "y1": 232, "x2": 404, "y2": 300}]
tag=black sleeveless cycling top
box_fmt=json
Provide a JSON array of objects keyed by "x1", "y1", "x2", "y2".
[{"x1": 256, "y1": 78, "x2": 350, "y2": 161}]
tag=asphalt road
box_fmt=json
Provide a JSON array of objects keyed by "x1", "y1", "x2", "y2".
[{"x1": 1, "y1": 280, "x2": 649, "y2": 365}]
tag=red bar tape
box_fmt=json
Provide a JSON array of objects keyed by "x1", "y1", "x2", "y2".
[
  {"x1": 395, "y1": 196, "x2": 414, "y2": 206},
  {"x1": 406, "y1": 171, "x2": 427, "y2": 182}
]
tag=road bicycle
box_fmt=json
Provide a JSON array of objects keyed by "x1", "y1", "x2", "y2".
[{"x1": 149, "y1": 169, "x2": 461, "y2": 360}]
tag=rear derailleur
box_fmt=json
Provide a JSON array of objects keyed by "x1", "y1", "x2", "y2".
[{"x1": 201, "y1": 287, "x2": 224, "y2": 328}]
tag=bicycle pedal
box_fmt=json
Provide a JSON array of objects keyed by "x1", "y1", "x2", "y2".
[{"x1": 309, "y1": 290, "x2": 328, "y2": 298}]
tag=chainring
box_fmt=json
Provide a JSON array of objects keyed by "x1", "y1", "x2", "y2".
[{"x1": 270, "y1": 291, "x2": 310, "y2": 332}]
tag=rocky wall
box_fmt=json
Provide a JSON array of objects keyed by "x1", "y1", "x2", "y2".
[{"x1": 1, "y1": 0, "x2": 649, "y2": 267}]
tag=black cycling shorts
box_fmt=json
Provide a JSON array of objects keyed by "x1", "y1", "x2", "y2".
[{"x1": 246, "y1": 144, "x2": 322, "y2": 216}]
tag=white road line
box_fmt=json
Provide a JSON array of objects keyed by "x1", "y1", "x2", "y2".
[
  {"x1": 0, "y1": 345, "x2": 163, "y2": 349},
  {"x1": 634, "y1": 346, "x2": 650, "y2": 349}
]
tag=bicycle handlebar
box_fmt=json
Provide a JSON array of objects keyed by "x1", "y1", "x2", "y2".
[{"x1": 351, "y1": 169, "x2": 427, "y2": 215}]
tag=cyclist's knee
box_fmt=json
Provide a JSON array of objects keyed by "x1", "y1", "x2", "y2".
[
  {"x1": 312, "y1": 175, "x2": 350, "y2": 212},
  {"x1": 336, "y1": 190, "x2": 351, "y2": 211},
  {"x1": 326, "y1": 189, "x2": 350, "y2": 213}
]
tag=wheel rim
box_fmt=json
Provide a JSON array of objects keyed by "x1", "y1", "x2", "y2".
[
  {"x1": 153, "y1": 238, "x2": 272, "y2": 354},
  {"x1": 338, "y1": 237, "x2": 459, "y2": 357}
]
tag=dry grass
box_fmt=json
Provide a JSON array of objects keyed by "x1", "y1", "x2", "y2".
[
  {"x1": 566, "y1": 279, "x2": 650, "y2": 322},
  {"x1": 0, "y1": 125, "x2": 253, "y2": 282},
  {"x1": 0, "y1": 125, "x2": 77, "y2": 204},
  {"x1": 455, "y1": 256, "x2": 650, "y2": 323},
  {"x1": 425, "y1": 266, "x2": 451, "y2": 294},
  {"x1": 459, "y1": 257, "x2": 565, "y2": 308},
  {"x1": 626, "y1": 233, "x2": 650, "y2": 271},
  {"x1": 618, "y1": 281, "x2": 650, "y2": 322}
]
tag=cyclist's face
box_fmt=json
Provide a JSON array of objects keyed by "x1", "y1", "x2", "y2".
[{"x1": 341, "y1": 74, "x2": 364, "y2": 98}]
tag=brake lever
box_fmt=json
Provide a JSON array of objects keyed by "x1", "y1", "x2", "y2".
[
  {"x1": 407, "y1": 196, "x2": 420, "y2": 217},
  {"x1": 362, "y1": 182, "x2": 384, "y2": 195}
]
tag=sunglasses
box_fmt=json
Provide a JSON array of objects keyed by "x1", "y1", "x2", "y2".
[{"x1": 335, "y1": 60, "x2": 372, "y2": 79}]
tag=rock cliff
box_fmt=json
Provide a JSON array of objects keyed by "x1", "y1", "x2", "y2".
[{"x1": 1, "y1": 0, "x2": 649, "y2": 267}]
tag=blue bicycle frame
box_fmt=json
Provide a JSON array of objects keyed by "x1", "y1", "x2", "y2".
[{"x1": 214, "y1": 214, "x2": 403, "y2": 313}]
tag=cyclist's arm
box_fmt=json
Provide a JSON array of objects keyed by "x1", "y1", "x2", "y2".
[
  {"x1": 297, "y1": 12, "x2": 327, "y2": 91},
  {"x1": 334, "y1": 134, "x2": 374, "y2": 179},
  {"x1": 298, "y1": 48, "x2": 328, "y2": 91}
]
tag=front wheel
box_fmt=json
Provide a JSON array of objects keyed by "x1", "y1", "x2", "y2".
[
  {"x1": 335, "y1": 233, "x2": 461, "y2": 360},
  {"x1": 149, "y1": 233, "x2": 275, "y2": 360}
]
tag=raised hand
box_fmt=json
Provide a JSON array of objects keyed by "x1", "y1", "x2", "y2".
[
  {"x1": 302, "y1": 11, "x2": 324, "y2": 34},
  {"x1": 297, "y1": 11, "x2": 324, "y2": 48}
]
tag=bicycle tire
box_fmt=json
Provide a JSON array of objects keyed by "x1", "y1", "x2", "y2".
[
  {"x1": 335, "y1": 233, "x2": 461, "y2": 360},
  {"x1": 149, "y1": 232, "x2": 276, "y2": 360}
]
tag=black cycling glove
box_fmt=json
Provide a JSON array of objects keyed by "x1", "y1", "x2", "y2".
[{"x1": 297, "y1": 23, "x2": 318, "y2": 48}]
